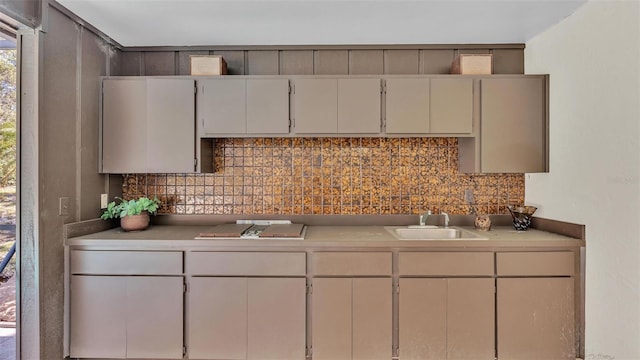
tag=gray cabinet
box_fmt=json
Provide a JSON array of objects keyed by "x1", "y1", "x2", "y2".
[
  {"x1": 199, "y1": 78, "x2": 290, "y2": 136},
  {"x1": 386, "y1": 77, "x2": 473, "y2": 134},
  {"x1": 311, "y1": 252, "x2": 392, "y2": 360},
  {"x1": 496, "y1": 252, "x2": 575, "y2": 359},
  {"x1": 69, "y1": 250, "x2": 184, "y2": 359},
  {"x1": 398, "y1": 252, "x2": 495, "y2": 360},
  {"x1": 479, "y1": 77, "x2": 547, "y2": 173},
  {"x1": 399, "y1": 278, "x2": 494, "y2": 360},
  {"x1": 187, "y1": 251, "x2": 306, "y2": 360},
  {"x1": 385, "y1": 78, "x2": 430, "y2": 133},
  {"x1": 101, "y1": 78, "x2": 196, "y2": 173},
  {"x1": 294, "y1": 78, "x2": 381, "y2": 134},
  {"x1": 312, "y1": 277, "x2": 392, "y2": 360},
  {"x1": 430, "y1": 78, "x2": 473, "y2": 133},
  {"x1": 188, "y1": 277, "x2": 306, "y2": 360}
]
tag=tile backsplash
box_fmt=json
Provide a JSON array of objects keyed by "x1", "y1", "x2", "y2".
[{"x1": 123, "y1": 138, "x2": 524, "y2": 215}]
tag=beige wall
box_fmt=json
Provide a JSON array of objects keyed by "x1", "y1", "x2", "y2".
[{"x1": 525, "y1": 1, "x2": 640, "y2": 358}]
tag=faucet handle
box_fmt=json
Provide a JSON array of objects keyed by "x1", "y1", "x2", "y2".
[{"x1": 441, "y1": 212, "x2": 450, "y2": 227}]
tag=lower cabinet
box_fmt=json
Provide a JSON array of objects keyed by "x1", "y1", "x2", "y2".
[
  {"x1": 399, "y1": 278, "x2": 495, "y2": 360},
  {"x1": 69, "y1": 275, "x2": 184, "y2": 359},
  {"x1": 496, "y1": 251, "x2": 576, "y2": 359},
  {"x1": 188, "y1": 277, "x2": 306, "y2": 360},
  {"x1": 312, "y1": 277, "x2": 392, "y2": 360}
]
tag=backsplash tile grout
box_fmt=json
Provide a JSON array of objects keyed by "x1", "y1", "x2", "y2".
[{"x1": 123, "y1": 137, "x2": 524, "y2": 215}]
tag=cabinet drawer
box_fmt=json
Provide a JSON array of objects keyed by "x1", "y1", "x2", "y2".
[
  {"x1": 70, "y1": 250, "x2": 182, "y2": 275},
  {"x1": 189, "y1": 252, "x2": 306, "y2": 276},
  {"x1": 312, "y1": 252, "x2": 392, "y2": 276},
  {"x1": 399, "y1": 252, "x2": 494, "y2": 276},
  {"x1": 497, "y1": 252, "x2": 574, "y2": 276}
]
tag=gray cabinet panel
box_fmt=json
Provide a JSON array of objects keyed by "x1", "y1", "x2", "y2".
[
  {"x1": 102, "y1": 78, "x2": 195, "y2": 173},
  {"x1": 492, "y1": 49, "x2": 524, "y2": 74},
  {"x1": 294, "y1": 79, "x2": 338, "y2": 133},
  {"x1": 102, "y1": 79, "x2": 147, "y2": 173},
  {"x1": 399, "y1": 278, "x2": 494, "y2": 360},
  {"x1": 430, "y1": 78, "x2": 473, "y2": 134},
  {"x1": 384, "y1": 50, "x2": 420, "y2": 74},
  {"x1": 213, "y1": 50, "x2": 245, "y2": 75},
  {"x1": 69, "y1": 275, "x2": 183, "y2": 359},
  {"x1": 399, "y1": 278, "x2": 447, "y2": 360},
  {"x1": 312, "y1": 278, "x2": 352, "y2": 360},
  {"x1": 480, "y1": 78, "x2": 546, "y2": 172},
  {"x1": 70, "y1": 276, "x2": 127, "y2": 358},
  {"x1": 314, "y1": 50, "x2": 349, "y2": 75},
  {"x1": 146, "y1": 79, "x2": 196, "y2": 172},
  {"x1": 200, "y1": 78, "x2": 247, "y2": 135},
  {"x1": 247, "y1": 50, "x2": 279, "y2": 75},
  {"x1": 189, "y1": 277, "x2": 248, "y2": 359},
  {"x1": 421, "y1": 50, "x2": 455, "y2": 74},
  {"x1": 126, "y1": 277, "x2": 183, "y2": 359},
  {"x1": 279, "y1": 50, "x2": 314, "y2": 75},
  {"x1": 447, "y1": 278, "x2": 494, "y2": 359},
  {"x1": 349, "y1": 50, "x2": 384, "y2": 74},
  {"x1": 385, "y1": 78, "x2": 430, "y2": 133},
  {"x1": 246, "y1": 79, "x2": 290, "y2": 134},
  {"x1": 498, "y1": 278, "x2": 575, "y2": 359},
  {"x1": 144, "y1": 51, "x2": 176, "y2": 75},
  {"x1": 247, "y1": 278, "x2": 306, "y2": 359},
  {"x1": 338, "y1": 79, "x2": 381, "y2": 133},
  {"x1": 352, "y1": 278, "x2": 392, "y2": 360}
]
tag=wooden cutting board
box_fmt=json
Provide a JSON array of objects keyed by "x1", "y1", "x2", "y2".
[
  {"x1": 259, "y1": 224, "x2": 305, "y2": 238},
  {"x1": 198, "y1": 224, "x2": 252, "y2": 237}
]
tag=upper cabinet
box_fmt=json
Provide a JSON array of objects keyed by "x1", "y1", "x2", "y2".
[
  {"x1": 199, "y1": 78, "x2": 290, "y2": 136},
  {"x1": 385, "y1": 77, "x2": 473, "y2": 134},
  {"x1": 459, "y1": 76, "x2": 548, "y2": 173},
  {"x1": 294, "y1": 78, "x2": 381, "y2": 134},
  {"x1": 480, "y1": 77, "x2": 547, "y2": 173},
  {"x1": 101, "y1": 78, "x2": 197, "y2": 173},
  {"x1": 100, "y1": 74, "x2": 548, "y2": 174}
]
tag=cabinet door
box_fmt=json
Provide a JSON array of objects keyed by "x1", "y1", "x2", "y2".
[
  {"x1": 146, "y1": 79, "x2": 196, "y2": 173},
  {"x1": 399, "y1": 278, "x2": 494, "y2": 360},
  {"x1": 497, "y1": 278, "x2": 575, "y2": 359},
  {"x1": 102, "y1": 78, "x2": 195, "y2": 173},
  {"x1": 246, "y1": 79, "x2": 290, "y2": 134},
  {"x1": 200, "y1": 78, "x2": 247, "y2": 135},
  {"x1": 70, "y1": 275, "x2": 184, "y2": 359},
  {"x1": 294, "y1": 78, "x2": 338, "y2": 133},
  {"x1": 352, "y1": 278, "x2": 392, "y2": 360},
  {"x1": 312, "y1": 278, "x2": 352, "y2": 360},
  {"x1": 337, "y1": 79, "x2": 381, "y2": 133},
  {"x1": 102, "y1": 79, "x2": 148, "y2": 173},
  {"x1": 126, "y1": 277, "x2": 184, "y2": 359},
  {"x1": 312, "y1": 278, "x2": 392, "y2": 360},
  {"x1": 70, "y1": 276, "x2": 127, "y2": 358},
  {"x1": 247, "y1": 278, "x2": 306, "y2": 359},
  {"x1": 189, "y1": 277, "x2": 247, "y2": 359},
  {"x1": 430, "y1": 78, "x2": 473, "y2": 134},
  {"x1": 480, "y1": 77, "x2": 546, "y2": 172},
  {"x1": 385, "y1": 78, "x2": 429, "y2": 133}
]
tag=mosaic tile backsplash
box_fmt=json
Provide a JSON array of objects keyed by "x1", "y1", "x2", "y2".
[{"x1": 123, "y1": 138, "x2": 524, "y2": 215}]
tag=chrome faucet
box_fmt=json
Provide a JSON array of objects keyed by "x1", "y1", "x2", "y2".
[
  {"x1": 441, "y1": 212, "x2": 450, "y2": 227},
  {"x1": 419, "y1": 210, "x2": 431, "y2": 226}
]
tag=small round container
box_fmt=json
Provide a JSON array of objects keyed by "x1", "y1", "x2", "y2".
[{"x1": 507, "y1": 205, "x2": 537, "y2": 231}]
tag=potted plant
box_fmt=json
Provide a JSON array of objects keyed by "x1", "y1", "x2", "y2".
[{"x1": 101, "y1": 196, "x2": 160, "y2": 231}]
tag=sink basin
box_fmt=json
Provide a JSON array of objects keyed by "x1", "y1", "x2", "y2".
[{"x1": 384, "y1": 226, "x2": 487, "y2": 240}]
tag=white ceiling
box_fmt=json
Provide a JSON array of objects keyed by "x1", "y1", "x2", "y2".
[{"x1": 57, "y1": 0, "x2": 587, "y2": 47}]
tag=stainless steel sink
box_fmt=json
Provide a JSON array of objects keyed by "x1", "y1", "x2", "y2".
[{"x1": 384, "y1": 226, "x2": 487, "y2": 240}]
